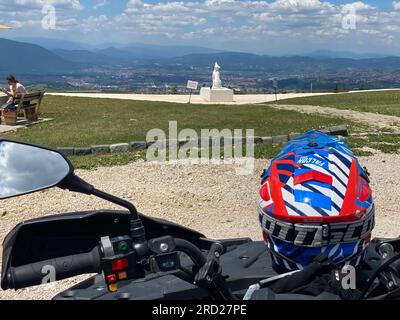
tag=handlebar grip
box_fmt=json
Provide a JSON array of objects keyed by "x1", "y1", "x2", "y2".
[{"x1": 4, "y1": 247, "x2": 101, "y2": 290}]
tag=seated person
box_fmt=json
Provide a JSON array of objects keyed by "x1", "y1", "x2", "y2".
[{"x1": 1, "y1": 75, "x2": 28, "y2": 112}]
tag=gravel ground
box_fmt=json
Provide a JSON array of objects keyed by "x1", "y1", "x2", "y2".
[
  {"x1": 1, "y1": 153, "x2": 400, "y2": 300},
  {"x1": 270, "y1": 104, "x2": 400, "y2": 131}
]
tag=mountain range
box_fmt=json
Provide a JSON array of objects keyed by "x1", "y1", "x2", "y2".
[
  {"x1": 1, "y1": 37, "x2": 400, "y2": 77},
  {"x1": 166, "y1": 52, "x2": 400, "y2": 74},
  {"x1": 0, "y1": 38, "x2": 76, "y2": 74}
]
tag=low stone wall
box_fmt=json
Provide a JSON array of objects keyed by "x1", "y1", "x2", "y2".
[{"x1": 56, "y1": 125, "x2": 348, "y2": 157}]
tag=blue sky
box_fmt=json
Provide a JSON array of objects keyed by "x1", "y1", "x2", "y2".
[{"x1": 1, "y1": 1, "x2": 400, "y2": 55}]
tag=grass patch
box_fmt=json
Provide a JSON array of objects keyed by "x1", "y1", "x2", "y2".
[
  {"x1": 367, "y1": 134, "x2": 400, "y2": 154},
  {"x1": 345, "y1": 136, "x2": 369, "y2": 149},
  {"x1": 70, "y1": 151, "x2": 146, "y2": 170},
  {"x1": 352, "y1": 150, "x2": 374, "y2": 157},
  {"x1": 277, "y1": 90, "x2": 400, "y2": 117},
  {"x1": 344, "y1": 134, "x2": 400, "y2": 155},
  {"x1": 4, "y1": 95, "x2": 396, "y2": 169},
  {"x1": 69, "y1": 143, "x2": 284, "y2": 169},
  {"x1": 1, "y1": 95, "x2": 353, "y2": 148},
  {"x1": 254, "y1": 143, "x2": 285, "y2": 159}
]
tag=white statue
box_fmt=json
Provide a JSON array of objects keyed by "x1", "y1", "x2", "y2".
[
  {"x1": 212, "y1": 62, "x2": 222, "y2": 89},
  {"x1": 200, "y1": 61, "x2": 233, "y2": 102}
]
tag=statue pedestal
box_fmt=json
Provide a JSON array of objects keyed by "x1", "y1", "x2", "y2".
[{"x1": 200, "y1": 87, "x2": 234, "y2": 102}]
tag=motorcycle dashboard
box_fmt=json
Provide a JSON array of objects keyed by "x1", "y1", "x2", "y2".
[
  {"x1": 2, "y1": 210, "x2": 132, "y2": 267},
  {"x1": 1, "y1": 210, "x2": 205, "y2": 274}
]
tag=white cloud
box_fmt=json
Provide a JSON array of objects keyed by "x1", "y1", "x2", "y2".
[
  {"x1": 269, "y1": 0, "x2": 333, "y2": 11},
  {"x1": 1, "y1": 0, "x2": 400, "y2": 54},
  {"x1": 205, "y1": 0, "x2": 235, "y2": 6},
  {"x1": 342, "y1": 1, "x2": 374, "y2": 12},
  {"x1": 11, "y1": 0, "x2": 83, "y2": 10},
  {"x1": 81, "y1": 15, "x2": 108, "y2": 33},
  {"x1": 93, "y1": 0, "x2": 107, "y2": 9}
]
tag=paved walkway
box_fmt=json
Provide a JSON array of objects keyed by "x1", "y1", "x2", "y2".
[
  {"x1": 46, "y1": 92, "x2": 334, "y2": 104},
  {"x1": 45, "y1": 88, "x2": 400, "y2": 105},
  {"x1": 0, "y1": 124, "x2": 24, "y2": 133},
  {"x1": 0, "y1": 118, "x2": 53, "y2": 133}
]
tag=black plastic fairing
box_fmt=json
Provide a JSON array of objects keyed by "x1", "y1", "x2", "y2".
[{"x1": 1, "y1": 210, "x2": 206, "y2": 290}]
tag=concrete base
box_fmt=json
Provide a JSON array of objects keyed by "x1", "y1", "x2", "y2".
[
  {"x1": 200, "y1": 87, "x2": 234, "y2": 102},
  {"x1": 0, "y1": 118, "x2": 53, "y2": 133}
]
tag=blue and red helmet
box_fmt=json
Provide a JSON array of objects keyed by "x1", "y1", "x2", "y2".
[{"x1": 258, "y1": 130, "x2": 374, "y2": 272}]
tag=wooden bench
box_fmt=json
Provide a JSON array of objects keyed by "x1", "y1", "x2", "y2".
[{"x1": 2, "y1": 91, "x2": 45, "y2": 125}]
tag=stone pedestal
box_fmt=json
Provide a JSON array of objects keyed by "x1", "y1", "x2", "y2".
[{"x1": 200, "y1": 87, "x2": 234, "y2": 102}]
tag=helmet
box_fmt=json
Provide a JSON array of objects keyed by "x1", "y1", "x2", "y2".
[{"x1": 258, "y1": 130, "x2": 374, "y2": 273}]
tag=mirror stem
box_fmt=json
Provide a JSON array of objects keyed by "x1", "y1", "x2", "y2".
[{"x1": 58, "y1": 174, "x2": 146, "y2": 242}]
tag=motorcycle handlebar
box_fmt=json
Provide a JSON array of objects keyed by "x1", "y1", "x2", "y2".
[
  {"x1": 4, "y1": 247, "x2": 101, "y2": 290},
  {"x1": 174, "y1": 238, "x2": 207, "y2": 267},
  {"x1": 3, "y1": 237, "x2": 214, "y2": 291}
]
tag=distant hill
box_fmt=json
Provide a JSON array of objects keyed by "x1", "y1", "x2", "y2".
[
  {"x1": 14, "y1": 37, "x2": 90, "y2": 51},
  {"x1": 122, "y1": 44, "x2": 221, "y2": 59},
  {"x1": 165, "y1": 52, "x2": 400, "y2": 74},
  {"x1": 51, "y1": 48, "x2": 125, "y2": 65},
  {"x1": 306, "y1": 50, "x2": 390, "y2": 59},
  {"x1": 0, "y1": 38, "x2": 78, "y2": 74},
  {"x1": 98, "y1": 44, "x2": 222, "y2": 61},
  {"x1": 97, "y1": 47, "x2": 134, "y2": 61}
]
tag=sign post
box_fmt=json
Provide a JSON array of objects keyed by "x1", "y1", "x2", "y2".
[
  {"x1": 272, "y1": 78, "x2": 278, "y2": 102},
  {"x1": 186, "y1": 80, "x2": 198, "y2": 104}
]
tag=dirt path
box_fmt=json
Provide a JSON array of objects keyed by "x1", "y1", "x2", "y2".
[
  {"x1": 1, "y1": 154, "x2": 400, "y2": 299},
  {"x1": 269, "y1": 104, "x2": 400, "y2": 131}
]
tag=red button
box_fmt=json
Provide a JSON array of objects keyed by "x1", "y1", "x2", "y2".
[
  {"x1": 106, "y1": 274, "x2": 117, "y2": 283},
  {"x1": 112, "y1": 258, "x2": 128, "y2": 271}
]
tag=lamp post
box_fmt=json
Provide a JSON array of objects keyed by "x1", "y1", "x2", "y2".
[{"x1": 272, "y1": 78, "x2": 278, "y2": 102}]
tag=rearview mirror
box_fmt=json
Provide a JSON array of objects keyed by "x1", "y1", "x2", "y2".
[{"x1": 0, "y1": 140, "x2": 72, "y2": 199}]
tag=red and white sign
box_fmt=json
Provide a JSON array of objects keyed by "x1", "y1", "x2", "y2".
[{"x1": 186, "y1": 80, "x2": 198, "y2": 90}]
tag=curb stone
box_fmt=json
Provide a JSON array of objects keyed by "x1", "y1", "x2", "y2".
[
  {"x1": 272, "y1": 135, "x2": 289, "y2": 144},
  {"x1": 74, "y1": 147, "x2": 92, "y2": 156},
  {"x1": 130, "y1": 141, "x2": 147, "y2": 150},
  {"x1": 110, "y1": 143, "x2": 130, "y2": 153},
  {"x1": 289, "y1": 132, "x2": 301, "y2": 140},
  {"x1": 147, "y1": 141, "x2": 156, "y2": 148},
  {"x1": 178, "y1": 138, "x2": 197, "y2": 147},
  {"x1": 91, "y1": 145, "x2": 110, "y2": 154},
  {"x1": 261, "y1": 137, "x2": 272, "y2": 144},
  {"x1": 54, "y1": 125, "x2": 348, "y2": 156},
  {"x1": 57, "y1": 147, "x2": 74, "y2": 157},
  {"x1": 328, "y1": 125, "x2": 348, "y2": 136},
  {"x1": 251, "y1": 136, "x2": 263, "y2": 144}
]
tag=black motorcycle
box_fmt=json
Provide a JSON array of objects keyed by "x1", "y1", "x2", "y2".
[{"x1": 1, "y1": 139, "x2": 400, "y2": 300}]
